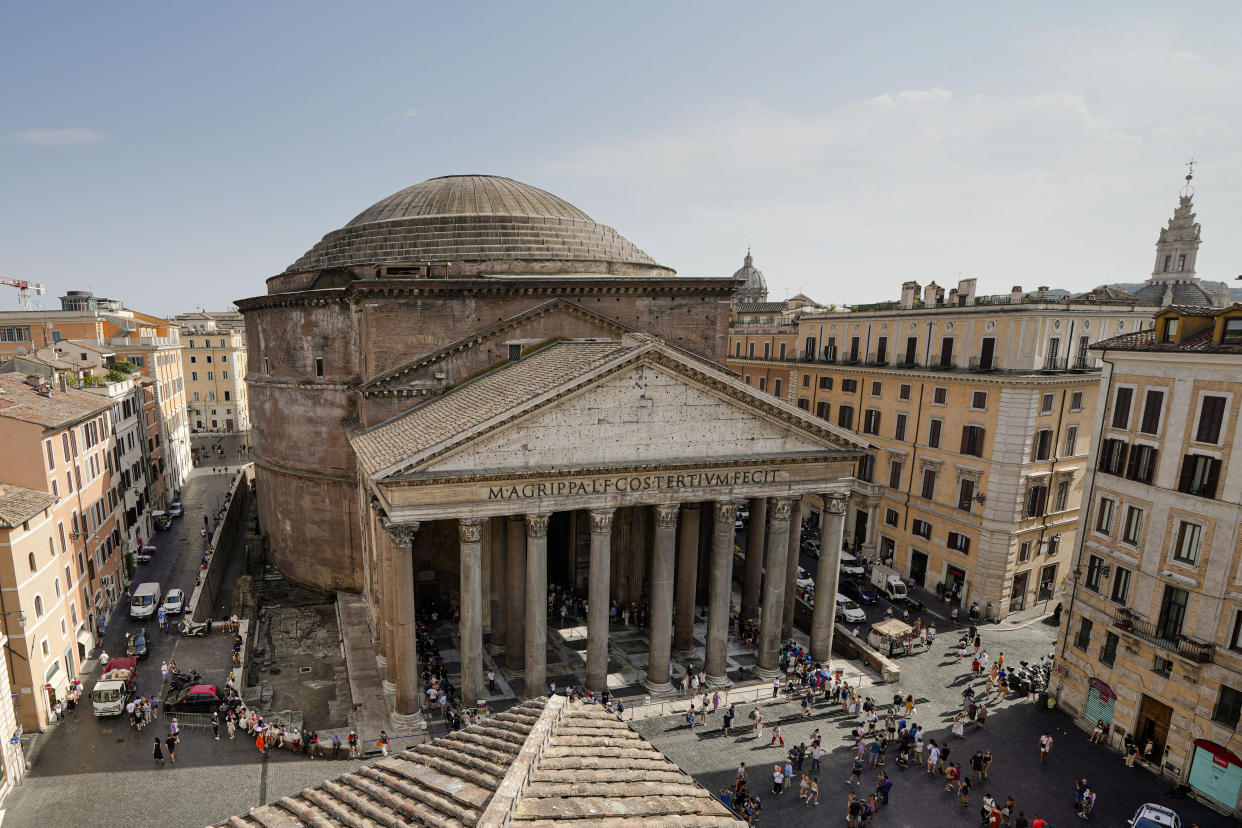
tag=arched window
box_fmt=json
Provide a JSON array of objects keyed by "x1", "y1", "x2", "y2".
[
  {"x1": 54, "y1": 578, "x2": 61, "y2": 598},
  {"x1": 34, "y1": 595, "x2": 44, "y2": 617},
  {"x1": 28, "y1": 552, "x2": 36, "y2": 572}
]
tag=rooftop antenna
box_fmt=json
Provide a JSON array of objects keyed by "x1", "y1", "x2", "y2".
[{"x1": 1180, "y1": 158, "x2": 1196, "y2": 197}]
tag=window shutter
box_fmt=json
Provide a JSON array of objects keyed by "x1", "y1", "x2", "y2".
[
  {"x1": 1124, "y1": 445, "x2": 1140, "y2": 480},
  {"x1": 1206, "y1": 458, "x2": 1222, "y2": 499},
  {"x1": 1177, "y1": 454, "x2": 1195, "y2": 493},
  {"x1": 962, "y1": 426, "x2": 970, "y2": 454}
]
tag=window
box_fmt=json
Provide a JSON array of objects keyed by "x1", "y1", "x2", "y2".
[
  {"x1": 763, "y1": 343, "x2": 771, "y2": 359},
  {"x1": 894, "y1": 413, "x2": 908, "y2": 442},
  {"x1": 191, "y1": 371, "x2": 198, "y2": 382},
  {"x1": 837, "y1": 405, "x2": 854, "y2": 429},
  {"x1": 842, "y1": 379, "x2": 857, "y2": 393},
  {"x1": 1098, "y1": 439, "x2": 1128, "y2": 476},
  {"x1": 928, "y1": 419, "x2": 943, "y2": 449},
  {"x1": 1024, "y1": 484, "x2": 1047, "y2": 518},
  {"x1": 222, "y1": 371, "x2": 229, "y2": 381},
  {"x1": 1085, "y1": 555, "x2": 1105, "y2": 591},
  {"x1": 34, "y1": 595, "x2": 44, "y2": 617},
  {"x1": 888, "y1": 460, "x2": 903, "y2": 489},
  {"x1": 1124, "y1": 444, "x2": 1158, "y2": 484},
  {"x1": 1195, "y1": 395, "x2": 1227, "y2": 444},
  {"x1": 758, "y1": 378, "x2": 766, "y2": 392},
  {"x1": 263, "y1": 357, "x2": 270, "y2": 373},
  {"x1": 978, "y1": 336, "x2": 996, "y2": 370},
  {"x1": 802, "y1": 374, "x2": 810, "y2": 387},
  {"x1": 1075, "y1": 618, "x2": 1093, "y2": 650},
  {"x1": 747, "y1": 343, "x2": 755, "y2": 358},
  {"x1": 912, "y1": 519, "x2": 931, "y2": 539},
  {"x1": 1063, "y1": 425, "x2": 1079, "y2": 456},
  {"x1": 1070, "y1": 390, "x2": 1083, "y2": 411},
  {"x1": 816, "y1": 401, "x2": 829, "y2": 420},
  {"x1": 189, "y1": 355, "x2": 197, "y2": 364},
  {"x1": 1111, "y1": 387, "x2": 1134, "y2": 429},
  {"x1": 957, "y1": 479, "x2": 975, "y2": 511},
  {"x1": 780, "y1": 343, "x2": 788, "y2": 360},
  {"x1": 1157, "y1": 585, "x2": 1189, "y2": 640},
  {"x1": 1139, "y1": 389, "x2": 1164, "y2": 435},
  {"x1": 1213, "y1": 686, "x2": 1242, "y2": 730},
  {"x1": 1018, "y1": 541, "x2": 1032, "y2": 563},
  {"x1": 903, "y1": 336, "x2": 917, "y2": 364},
  {"x1": 1101, "y1": 632, "x2": 1119, "y2": 667},
  {"x1": 849, "y1": 337, "x2": 860, "y2": 362},
  {"x1": 970, "y1": 391, "x2": 987, "y2": 410},
  {"x1": 939, "y1": 336, "x2": 954, "y2": 367},
  {"x1": 1053, "y1": 479, "x2": 1070, "y2": 512},
  {"x1": 1222, "y1": 318, "x2": 1242, "y2": 345},
  {"x1": 932, "y1": 387, "x2": 947, "y2": 405},
  {"x1": 28, "y1": 552, "x2": 36, "y2": 572},
  {"x1": 1178, "y1": 454, "x2": 1221, "y2": 499},
  {"x1": 875, "y1": 337, "x2": 888, "y2": 363},
  {"x1": 1172, "y1": 521, "x2": 1202, "y2": 564},
  {"x1": 863, "y1": 409, "x2": 881, "y2": 435},
  {"x1": 870, "y1": 381, "x2": 882, "y2": 397},
  {"x1": 1095, "y1": 497, "x2": 1116, "y2": 534},
  {"x1": 44, "y1": 440, "x2": 55, "y2": 470},
  {"x1": 818, "y1": 376, "x2": 832, "y2": 390},
  {"x1": 1032, "y1": 428, "x2": 1053, "y2": 461},
  {"x1": 898, "y1": 384, "x2": 911, "y2": 401},
  {"x1": 856, "y1": 455, "x2": 874, "y2": 483},
  {"x1": 1041, "y1": 393, "x2": 1055, "y2": 414},
  {"x1": 884, "y1": 508, "x2": 899, "y2": 527},
  {"x1": 947, "y1": 532, "x2": 970, "y2": 554},
  {"x1": 920, "y1": 469, "x2": 937, "y2": 500},
  {"x1": 1121, "y1": 506, "x2": 1144, "y2": 545},
  {"x1": 734, "y1": 342, "x2": 741, "y2": 357},
  {"x1": 1110, "y1": 567, "x2": 1131, "y2": 604},
  {"x1": 960, "y1": 425, "x2": 985, "y2": 457},
  {"x1": 797, "y1": 398, "x2": 810, "y2": 411},
  {"x1": 206, "y1": 371, "x2": 214, "y2": 381}
]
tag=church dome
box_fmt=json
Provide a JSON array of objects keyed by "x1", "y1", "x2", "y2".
[
  {"x1": 731, "y1": 250, "x2": 768, "y2": 303},
  {"x1": 283, "y1": 175, "x2": 672, "y2": 279}
]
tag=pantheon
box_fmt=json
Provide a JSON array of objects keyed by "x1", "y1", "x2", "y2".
[{"x1": 237, "y1": 175, "x2": 865, "y2": 723}]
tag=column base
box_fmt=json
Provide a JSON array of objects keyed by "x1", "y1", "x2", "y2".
[
  {"x1": 670, "y1": 647, "x2": 698, "y2": 662},
  {"x1": 375, "y1": 655, "x2": 387, "y2": 670},
  {"x1": 642, "y1": 678, "x2": 675, "y2": 696},
  {"x1": 501, "y1": 665, "x2": 525, "y2": 679},
  {"x1": 752, "y1": 665, "x2": 782, "y2": 681},
  {"x1": 705, "y1": 673, "x2": 729, "y2": 688},
  {"x1": 382, "y1": 680, "x2": 396, "y2": 695},
  {"x1": 390, "y1": 710, "x2": 426, "y2": 731},
  {"x1": 485, "y1": 642, "x2": 506, "y2": 655}
]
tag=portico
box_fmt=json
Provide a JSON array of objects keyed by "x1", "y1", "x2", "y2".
[{"x1": 351, "y1": 335, "x2": 865, "y2": 722}]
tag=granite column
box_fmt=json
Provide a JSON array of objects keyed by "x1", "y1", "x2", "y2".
[{"x1": 643, "y1": 503, "x2": 679, "y2": 693}]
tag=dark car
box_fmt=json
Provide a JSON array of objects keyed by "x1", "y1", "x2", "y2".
[
  {"x1": 839, "y1": 578, "x2": 879, "y2": 604},
  {"x1": 125, "y1": 628, "x2": 150, "y2": 660},
  {"x1": 165, "y1": 684, "x2": 222, "y2": 712}
]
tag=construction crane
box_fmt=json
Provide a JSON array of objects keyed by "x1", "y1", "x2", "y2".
[{"x1": 0, "y1": 277, "x2": 46, "y2": 311}]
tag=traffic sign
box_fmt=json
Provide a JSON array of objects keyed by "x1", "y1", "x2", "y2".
[{"x1": 9, "y1": 737, "x2": 18, "y2": 745}]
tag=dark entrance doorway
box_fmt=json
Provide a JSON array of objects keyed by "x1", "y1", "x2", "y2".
[
  {"x1": 1010, "y1": 571, "x2": 1029, "y2": 612},
  {"x1": 944, "y1": 565, "x2": 966, "y2": 601},
  {"x1": 1137, "y1": 695, "x2": 1173, "y2": 768},
  {"x1": 909, "y1": 549, "x2": 927, "y2": 587},
  {"x1": 979, "y1": 337, "x2": 995, "y2": 370},
  {"x1": 1037, "y1": 563, "x2": 1058, "y2": 601},
  {"x1": 852, "y1": 509, "x2": 868, "y2": 551}
]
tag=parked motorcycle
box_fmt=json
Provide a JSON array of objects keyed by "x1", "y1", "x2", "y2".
[{"x1": 177, "y1": 619, "x2": 208, "y2": 637}]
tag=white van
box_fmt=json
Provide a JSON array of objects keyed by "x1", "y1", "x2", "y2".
[{"x1": 130, "y1": 582, "x2": 161, "y2": 620}]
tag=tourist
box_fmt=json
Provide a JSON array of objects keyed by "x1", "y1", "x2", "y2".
[
  {"x1": 152, "y1": 737, "x2": 164, "y2": 766},
  {"x1": 1038, "y1": 732, "x2": 1053, "y2": 763}
]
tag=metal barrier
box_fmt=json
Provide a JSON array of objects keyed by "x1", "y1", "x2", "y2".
[{"x1": 618, "y1": 672, "x2": 868, "y2": 722}]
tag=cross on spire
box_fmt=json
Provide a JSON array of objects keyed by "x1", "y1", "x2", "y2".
[{"x1": 1181, "y1": 158, "x2": 1196, "y2": 197}]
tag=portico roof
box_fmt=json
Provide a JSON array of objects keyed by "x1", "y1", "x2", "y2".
[{"x1": 351, "y1": 334, "x2": 867, "y2": 483}]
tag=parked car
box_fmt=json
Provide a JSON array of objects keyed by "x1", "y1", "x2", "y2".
[
  {"x1": 836, "y1": 595, "x2": 866, "y2": 623},
  {"x1": 169, "y1": 502, "x2": 184, "y2": 518},
  {"x1": 1128, "y1": 804, "x2": 1181, "y2": 828},
  {"x1": 126, "y1": 628, "x2": 150, "y2": 660},
  {"x1": 840, "y1": 578, "x2": 878, "y2": 605},
  {"x1": 165, "y1": 684, "x2": 223, "y2": 712},
  {"x1": 795, "y1": 567, "x2": 815, "y2": 590},
  {"x1": 839, "y1": 551, "x2": 866, "y2": 576},
  {"x1": 162, "y1": 588, "x2": 185, "y2": 616}
]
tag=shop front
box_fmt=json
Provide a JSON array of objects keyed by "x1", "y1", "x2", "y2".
[
  {"x1": 1083, "y1": 677, "x2": 1116, "y2": 728},
  {"x1": 1187, "y1": 739, "x2": 1242, "y2": 814}
]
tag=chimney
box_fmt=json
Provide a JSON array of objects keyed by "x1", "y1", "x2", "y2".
[
  {"x1": 1010, "y1": 285, "x2": 1023, "y2": 305},
  {"x1": 59, "y1": 375, "x2": 68, "y2": 394},
  {"x1": 958, "y1": 277, "x2": 977, "y2": 306},
  {"x1": 900, "y1": 281, "x2": 920, "y2": 310},
  {"x1": 947, "y1": 288, "x2": 959, "y2": 307},
  {"x1": 923, "y1": 282, "x2": 942, "y2": 308}
]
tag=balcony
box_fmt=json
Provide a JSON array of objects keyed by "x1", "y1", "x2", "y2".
[
  {"x1": 1042, "y1": 356, "x2": 1068, "y2": 372},
  {"x1": 1111, "y1": 610, "x2": 1215, "y2": 664},
  {"x1": 1072, "y1": 355, "x2": 1100, "y2": 371}
]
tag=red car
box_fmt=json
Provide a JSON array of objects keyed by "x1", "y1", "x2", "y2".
[{"x1": 165, "y1": 684, "x2": 222, "y2": 712}]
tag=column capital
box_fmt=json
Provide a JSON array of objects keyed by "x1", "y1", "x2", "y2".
[
  {"x1": 654, "y1": 503, "x2": 680, "y2": 529},
  {"x1": 458, "y1": 518, "x2": 484, "y2": 544},
  {"x1": 588, "y1": 509, "x2": 615, "y2": 535},
  {"x1": 713, "y1": 500, "x2": 744, "y2": 524},
  {"x1": 525, "y1": 513, "x2": 550, "y2": 538},
  {"x1": 823, "y1": 493, "x2": 849, "y2": 515},
  {"x1": 381, "y1": 518, "x2": 420, "y2": 544},
  {"x1": 768, "y1": 496, "x2": 796, "y2": 521}
]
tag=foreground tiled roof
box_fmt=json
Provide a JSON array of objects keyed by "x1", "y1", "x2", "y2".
[
  {"x1": 1091, "y1": 329, "x2": 1242, "y2": 355},
  {"x1": 0, "y1": 373, "x2": 111, "y2": 429},
  {"x1": 0, "y1": 483, "x2": 57, "y2": 529},
  {"x1": 218, "y1": 697, "x2": 741, "y2": 828},
  {"x1": 352, "y1": 341, "x2": 633, "y2": 476}
]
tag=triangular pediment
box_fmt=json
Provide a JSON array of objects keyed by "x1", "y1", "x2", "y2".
[
  {"x1": 361, "y1": 299, "x2": 637, "y2": 393},
  {"x1": 357, "y1": 336, "x2": 866, "y2": 481}
]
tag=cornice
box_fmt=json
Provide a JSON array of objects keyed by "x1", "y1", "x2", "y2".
[{"x1": 724, "y1": 358, "x2": 1106, "y2": 387}]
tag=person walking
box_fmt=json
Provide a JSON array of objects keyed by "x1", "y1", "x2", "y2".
[
  {"x1": 846, "y1": 756, "x2": 863, "y2": 785},
  {"x1": 970, "y1": 750, "x2": 984, "y2": 781},
  {"x1": 166, "y1": 733, "x2": 178, "y2": 765},
  {"x1": 211, "y1": 711, "x2": 220, "y2": 740},
  {"x1": 152, "y1": 737, "x2": 164, "y2": 766},
  {"x1": 770, "y1": 725, "x2": 785, "y2": 747},
  {"x1": 808, "y1": 777, "x2": 819, "y2": 806},
  {"x1": 226, "y1": 713, "x2": 237, "y2": 740},
  {"x1": 379, "y1": 730, "x2": 389, "y2": 756},
  {"x1": 723, "y1": 705, "x2": 734, "y2": 736},
  {"x1": 348, "y1": 729, "x2": 359, "y2": 758},
  {"x1": 1038, "y1": 732, "x2": 1053, "y2": 764},
  {"x1": 256, "y1": 730, "x2": 266, "y2": 754},
  {"x1": 958, "y1": 774, "x2": 971, "y2": 807}
]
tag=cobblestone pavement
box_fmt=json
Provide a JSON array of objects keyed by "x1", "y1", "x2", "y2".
[{"x1": 632, "y1": 618, "x2": 1232, "y2": 828}]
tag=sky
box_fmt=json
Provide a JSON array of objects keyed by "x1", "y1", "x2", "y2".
[{"x1": 4, "y1": 1, "x2": 1241, "y2": 316}]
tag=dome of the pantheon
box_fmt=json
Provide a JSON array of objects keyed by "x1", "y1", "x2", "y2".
[{"x1": 283, "y1": 175, "x2": 674, "y2": 279}]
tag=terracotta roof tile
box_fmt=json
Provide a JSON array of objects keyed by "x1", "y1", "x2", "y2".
[
  {"x1": 0, "y1": 373, "x2": 111, "y2": 430},
  {"x1": 0, "y1": 483, "x2": 57, "y2": 528},
  {"x1": 1092, "y1": 329, "x2": 1242, "y2": 354}
]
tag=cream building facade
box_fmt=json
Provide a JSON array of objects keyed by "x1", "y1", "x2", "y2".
[
  {"x1": 731, "y1": 277, "x2": 1159, "y2": 618},
  {"x1": 176, "y1": 312, "x2": 249, "y2": 434},
  {"x1": 1053, "y1": 301, "x2": 1242, "y2": 817}
]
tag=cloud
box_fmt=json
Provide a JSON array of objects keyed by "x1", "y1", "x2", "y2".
[
  {"x1": 399, "y1": 108, "x2": 419, "y2": 118},
  {"x1": 10, "y1": 128, "x2": 110, "y2": 147}
]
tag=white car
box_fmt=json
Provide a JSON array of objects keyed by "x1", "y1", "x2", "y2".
[
  {"x1": 162, "y1": 588, "x2": 185, "y2": 616},
  {"x1": 836, "y1": 595, "x2": 866, "y2": 623},
  {"x1": 795, "y1": 567, "x2": 815, "y2": 590},
  {"x1": 1128, "y1": 804, "x2": 1180, "y2": 828},
  {"x1": 168, "y1": 502, "x2": 184, "y2": 518},
  {"x1": 839, "y1": 552, "x2": 866, "y2": 577}
]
